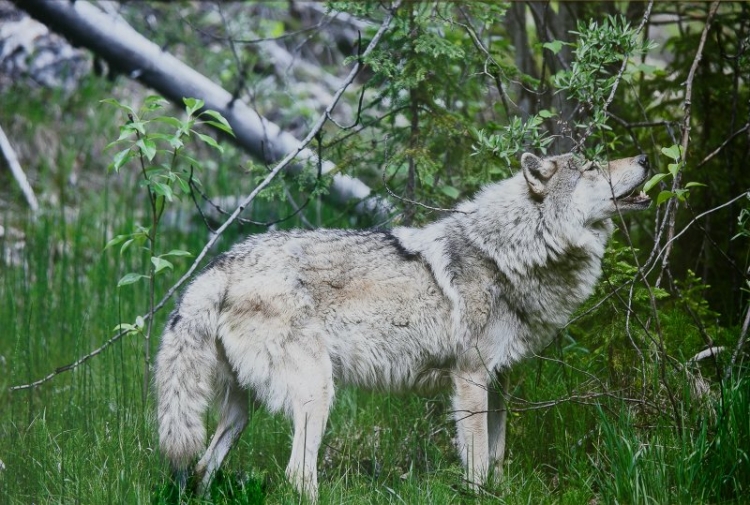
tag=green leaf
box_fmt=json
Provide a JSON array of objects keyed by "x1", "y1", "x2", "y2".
[
  {"x1": 151, "y1": 182, "x2": 174, "y2": 202},
  {"x1": 150, "y1": 115, "x2": 183, "y2": 129},
  {"x1": 175, "y1": 174, "x2": 191, "y2": 194},
  {"x1": 114, "y1": 124, "x2": 137, "y2": 143},
  {"x1": 441, "y1": 185, "x2": 461, "y2": 199},
  {"x1": 184, "y1": 97, "x2": 204, "y2": 117},
  {"x1": 117, "y1": 273, "x2": 149, "y2": 287},
  {"x1": 201, "y1": 110, "x2": 235, "y2": 136},
  {"x1": 538, "y1": 109, "x2": 555, "y2": 119},
  {"x1": 118, "y1": 238, "x2": 135, "y2": 257},
  {"x1": 162, "y1": 249, "x2": 192, "y2": 258},
  {"x1": 656, "y1": 190, "x2": 675, "y2": 206},
  {"x1": 128, "y1": 120, "x2": 146, "y2": 136},
  {"x1": 100, "y1": 98, "x2": 135, "y2": 115},
  {"x1": 109, "y1": 148, "x2": 133, "y2": 172},
  {"x1": 151, "y1": 256, "x2": 174, "y2": 274},
  {"x1": 167, "y1": 134, "x2": 184, "y2": 150},
  {"x1": 194, "y1": 131, "x2": 223, "y2": 152},
  {"x1": 136, "y1": 138, "x2": 157, "y2": 161},
  {"x1": 643, "y1": 173, "x2": 669, "y2": 193},
  {"x1": 661, "y1": 144, "x2": 682, "y2": 161},
  {"x1": 543, "y1": 40, "x2": 563, "y2": 55},
  {"x1": 667, "y1": 162, "x2": 680, "y2": 178},
  {"x1": 144, "y1": 95, "x2": 167, "y2": 111},
  {"x1": 684, "y1": 181, "x2": 706, "y2": 189},
  {"x1": 180, "y1": 154, "x2": 202, "y2": 169},
  {"x1": 104, "y1": 234, "x2": 128, "y2": 251},
  {"x1": 674, "y1": 189, "x2": 690, "y2": 202},
  {"x1": 267, "y1": 20, "x2": 284, "y2": 38},
  {"x1": 113, "y1": 323, "x2": 137, "y2": 333}
]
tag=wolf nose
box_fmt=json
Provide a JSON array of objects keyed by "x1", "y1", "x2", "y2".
[{"x1": 635, "y1": 154, "x2": 649, "y2": 169}]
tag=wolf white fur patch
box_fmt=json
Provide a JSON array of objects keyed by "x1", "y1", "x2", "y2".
[{"x1": 154, "y1": 152, "x2": 650, "y2": 500}]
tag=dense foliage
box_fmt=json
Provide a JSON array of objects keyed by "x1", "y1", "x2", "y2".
[{"x1": 1, "y1": 1, "x2": 748, "y2": 503}]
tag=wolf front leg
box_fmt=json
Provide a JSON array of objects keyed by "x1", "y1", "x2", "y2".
[
  {"x1": 487, "y1": 370, "x2": 509, "y2": 480},
  {"x1": 452, "y1": 370, "x2": 490, "y2": 488}
]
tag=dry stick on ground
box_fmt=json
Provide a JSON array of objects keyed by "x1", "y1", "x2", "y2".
[
  {"x1": 9, "y1": 0, "x2": 403, "y2": 392},
  {"x1": 0, "y1": 123, "x2": 39, "y2": 215}
]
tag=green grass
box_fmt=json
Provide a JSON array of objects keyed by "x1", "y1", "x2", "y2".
[{"x1": 1, "y1": 79, "x2": 748, "y2": 504}]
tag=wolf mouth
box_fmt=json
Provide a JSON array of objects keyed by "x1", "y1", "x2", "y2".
[{"x1": 614, "y1": 188, "x2": 651, "y2": 207}]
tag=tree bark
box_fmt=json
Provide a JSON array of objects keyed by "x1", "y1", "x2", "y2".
[{"x1": 13, "y1": 0, "x2": 391, "y2": 219}]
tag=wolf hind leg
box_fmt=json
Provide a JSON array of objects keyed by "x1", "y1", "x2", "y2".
[
  {"x1": 453, "y1": 370, "x2": 490, "y2": 489},
  {"x1": 487, "y1": 370, "x2": 509, "y2": 481},
  {"x1": 195, "y1": 343, "x2": 249, "y2": 493},
  {"x1": 283, "y1": 345, "x2": 334, "y2": 502}
]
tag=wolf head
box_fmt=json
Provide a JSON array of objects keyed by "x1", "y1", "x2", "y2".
[{"x1": 521, "y1": 152, "x2": 651, "y2": 224}]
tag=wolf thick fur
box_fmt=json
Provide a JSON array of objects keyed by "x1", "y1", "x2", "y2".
[{"x1": 155, "y1": 153, "x2": 650, "y2": 499}]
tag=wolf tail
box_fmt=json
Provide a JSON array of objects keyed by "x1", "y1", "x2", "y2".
[{"x1": 154, "y1": 271, "x2": 224, "y2": 476}]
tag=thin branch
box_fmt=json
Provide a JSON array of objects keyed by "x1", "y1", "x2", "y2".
[
  {"x1": 188, "y1": 164, "x2": 321, "y2": 230},
  {"x1": 575, "y1": 0, "x2": 655, "y2": 150},
  {"x1": 645, "y1": 190, "x2": 750, "y2": 280},
  {"x1": 9, "y1": 0, "x2": 403, "y2": 392},
  {"x1": 380, "y1": 140, "x2": 466, "y2": 217},
  {"x1": 655, "y1": 0, "x2": 721, "y2": 287},
  {"x1": 181, "y1": 11, "x2": 326, "y2": 46},
  {"x1": 453, "y1": 4, "x2": 511, "y2": 118},
  {"x1": 505, "y1": 390, "x2": 648, "y2": 412},
  {"x1": 696, "y1": 122, "x2": 750, "y2": 168},
  {"x1": 605, "y1": 113, "x2": 675, "y2": 130}
]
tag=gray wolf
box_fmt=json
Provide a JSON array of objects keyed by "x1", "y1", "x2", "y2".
[{"x1": 154, "y1": 152, "x2": 650, "y2": 500}]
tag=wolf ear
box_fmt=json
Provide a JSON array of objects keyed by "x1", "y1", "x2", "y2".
[{"x1": 521, "y1": 153, "x2": 556, "y2": 196}]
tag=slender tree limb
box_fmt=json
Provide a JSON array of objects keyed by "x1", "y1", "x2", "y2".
[
  {"x1": 655, "y1": 0, "x2": 720, "y2": 287},
  {"x1": 0, "y1": 123, "x2": 39, "y2": 214},
  {"x1": 696, "y1": 122, "x2": 750, "y2": 168},
  {"x1": 645, "y1": 190, "x2": 750, "y2": 280},
  {"x1": 9, "y1": 0, "x2": 403, "y2": 392}
]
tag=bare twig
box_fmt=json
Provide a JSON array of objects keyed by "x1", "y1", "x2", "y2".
[
  {"x1": 655, "y1": 0, "x2": 721, "y2": 287},
  {"x1": 696, "y1": 122, "x2": 750, "y2": 168},
  {"x1": 574, "y1": 0, "x2": 655, "y2": 149},
  {"x1": 0, "y1": 123, "x2": 39, "y2": 214},
  {"x1": 380, "y1": 140, "x2": 466, "y2": 217},
  {"x1": 505, "y1": 390, "x2": 647, "y2": 412},
  {"x1": 645, "y1": 191, "x2": 750, "y2": 279},
  {"x1": 453, "y1": 4, "x2": 511, "y2": 117},
  {"x1": 9, "y1": 0, "x2": 403, "y2": 392}
]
